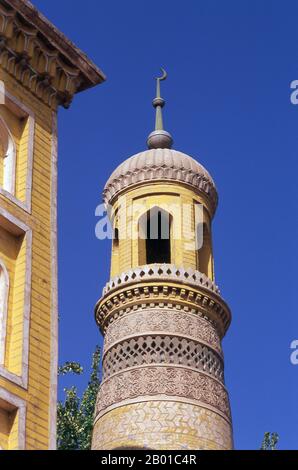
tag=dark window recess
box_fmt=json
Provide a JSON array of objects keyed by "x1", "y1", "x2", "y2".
[
  {"x1": 145, "y1": 209, "x2": 171, "y2": 264},
  {"x1": 113, "y1": 227, "x2": 119, "y2": 247}
]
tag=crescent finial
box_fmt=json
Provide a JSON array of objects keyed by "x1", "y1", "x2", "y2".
[{"x1": 156, "y1": 67, "x2": 167, "y2": 81}]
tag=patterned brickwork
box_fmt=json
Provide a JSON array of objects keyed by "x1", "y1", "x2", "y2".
[{"x1": 92, "y1": 401, "x2": 233, "y2": 450}]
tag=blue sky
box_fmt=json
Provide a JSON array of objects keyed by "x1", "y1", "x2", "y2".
[{"x1": 33, "y1": 0, "x2": 298, "y2": 450}]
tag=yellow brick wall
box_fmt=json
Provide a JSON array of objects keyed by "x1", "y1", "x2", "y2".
[
  {"x1": 0, "y1": 67, "x2": 55, "y2": 449},
  {"x1": 15, "y1": 117, "x2": 30, "y2": 202},
  {"x1": 7, "y1": 235, "x2": 26, "y2": 375},
  {"x1": 92, "y1": 401, "x2": 233, "y2": 450},
  {"x1": 110, "y1": 183, "x2": 214, "y2": 280}
]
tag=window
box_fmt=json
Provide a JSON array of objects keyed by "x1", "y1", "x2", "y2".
[
  {"x1": 196, "y1": 223, "x2": 212, "y2": 277},
  {"x1": 0, "y1": 391, "x2": 26, "y2": 450},
  {"x1": 0, "y1": 118, "x2": 16, "y2": 195},
  {"x1": 0, "y1": 95, "x2": 34, "y2": 211},
  {"x1": 110, "y1": 208, "x2": 120, "y2": 277},
  {"x1": 113, "y1": 227, "x2": 119, "y2": 249},
  {"x1": 0, "y1": 260, "x2": 9, "y2": 365},
  {"x1": 139, "y1": 207, "x2": 171, "y2": 265},
  {"x1": 0, "y1": 402, "x2": 17, "y2": 450}
]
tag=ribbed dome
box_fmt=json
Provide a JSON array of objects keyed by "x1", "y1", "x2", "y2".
[{"x1": 103, "y1": 148, "x2": 218, "y2": 214}]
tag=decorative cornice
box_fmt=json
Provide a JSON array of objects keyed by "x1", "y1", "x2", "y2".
[
  {"x1": 0, "y1": 0, "x2": 105, "y2": 108},
  {"x1": 103, "y1": 149, "x2": 218, "y2": 215},
  {"x1": 96, "y1": 265, "x2": 231, "y2": 337}
]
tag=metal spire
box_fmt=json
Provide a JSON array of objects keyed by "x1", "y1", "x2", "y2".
[{"x1": 147, "y1": 68, "x2": 173, "y2": 149}]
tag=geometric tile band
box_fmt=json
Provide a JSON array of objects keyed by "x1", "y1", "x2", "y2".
[
  {"x1": 96, "y1": 366, "x2": 231, "y2": 419},
  {"x1": 104, "y1": 309, "x2": 222, "y2": 355},
  {"x1": 103, "y1": 335, "x2": 224, "y2": 381},
  {"x1": 93, "y1": 401, "x2": 233, "y2": 450}
]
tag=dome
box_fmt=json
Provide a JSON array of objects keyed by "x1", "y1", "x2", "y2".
[{"x1": 103, "y1": 148, "x2": 218, "y2": 214}]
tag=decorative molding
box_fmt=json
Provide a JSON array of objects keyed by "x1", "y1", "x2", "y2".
[
  {"x1": 0, "y1": 207, "x2": 32, "y2": 389},
  {"x1": 102, "y1": 335, "x2": 224, "y2": 381},
  {"x1": 103, "y1": 308, "x2": 222, "y2": 355},
  {"x1": 0, "y1": 386, "x2": 26, "y2": 449},
  {"x1": 48, "y1": 110, "x2": 58, "y2": 450},
  {"x1": 103, "y1": 148, "x2": 218, "y2": 215},
  {"x1": 96, "y1": 271, "x2": 231, "y2": 337},
  {"x1": 95, "y1": 365, "x2": 231, "y2": 421},
  {"x1": 103, "y1": 264, "x2": 220, "y2": 296},
  {"x1": 0, "y1": 0, "x2": 105, "y2": 109}
]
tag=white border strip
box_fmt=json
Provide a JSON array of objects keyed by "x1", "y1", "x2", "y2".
[{"x1": 49, "y1": 110, "x2": 58, "y2": 450}]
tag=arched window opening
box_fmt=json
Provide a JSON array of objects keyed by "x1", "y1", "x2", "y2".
[
  {"x1": 196, "y1": 223, "x2": 212, "y2": 278},
  {"x1": 110, "y1": 206, "x2": 120, "y2": 277},
  {"x1": 113, "y1": 227, "x2": 119, "y2": 248},
  {"x1": 139, "y1": 207, "x2": 171, "y2": 265},
  {"x1": 0, "y1": 260, "x2": 9, "y2": 365},
  {"x1": 0, "y1": 119, "x2": 16, "y2": 195}
]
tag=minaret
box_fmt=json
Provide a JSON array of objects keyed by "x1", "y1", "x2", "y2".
[{"x1": 92, "y1": 71, "x2": 233, "y2": 450}]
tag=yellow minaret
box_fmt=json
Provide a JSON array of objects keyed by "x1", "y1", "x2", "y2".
[
  {"x1": 92, "y1": 70, "x2": 233, "y2": 450},
  {"x1": 0, "y1": 0, "x2": 105, "y2": 450}
]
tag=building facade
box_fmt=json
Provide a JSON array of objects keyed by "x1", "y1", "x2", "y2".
[
  {"x1": 0, "y1": 0, "x2": 104, "y2": 449},
  {"x1": 92, "y1": 71, "x2": 233, "y2": 450}
]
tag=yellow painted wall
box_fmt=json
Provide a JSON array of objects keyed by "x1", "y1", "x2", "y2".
[
  {"x1": 110, "y1": 183, "x2": 214, "y2": 280},
  {"x1": 0, "y1": 67, "x2": 55, "y2": 449}
]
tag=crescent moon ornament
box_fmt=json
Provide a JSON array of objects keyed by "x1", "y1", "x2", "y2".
[{"x1": 156, "y1": 67, "x2": 167, "y2": 81}]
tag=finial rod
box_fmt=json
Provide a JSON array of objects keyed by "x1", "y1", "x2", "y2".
[
  {"x1": 147, "y1": 68, "x2": 173, "y2": 149},
  {"x1": 154, "y1": 68, "x2": 167, "y2": 130}
]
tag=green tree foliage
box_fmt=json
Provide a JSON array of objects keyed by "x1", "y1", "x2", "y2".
[
  {"x1": 58, "y1": 362, "x2": 83, "y2": 376},
  {"x1": 57, "y1": 346, "x2": 101, "y2": 450},
  {"x1": 260, "y1": 432, "x2": 279, "y2": 450}
]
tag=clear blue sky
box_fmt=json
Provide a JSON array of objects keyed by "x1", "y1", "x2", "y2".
[{"x1": 33, "y1": 0, "x2": 298, "y2": 450}]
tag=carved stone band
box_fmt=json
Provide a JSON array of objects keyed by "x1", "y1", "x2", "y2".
[
  {"x1": 103, "y1": 308, "x2": 222, "y2": 355},
  {"x1": 95, "y1": 365, "x2": 231, "y2": 420}
]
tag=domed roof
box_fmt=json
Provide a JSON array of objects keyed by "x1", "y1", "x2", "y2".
[{"x1": 103, "y1": 148, "x2": 218, "y2": 214}]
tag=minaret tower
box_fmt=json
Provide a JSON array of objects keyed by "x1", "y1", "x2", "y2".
[{"x1": 92, "y1": 71, "x2": 233, "y2": 450}]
